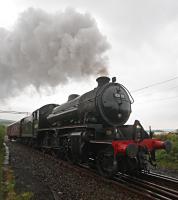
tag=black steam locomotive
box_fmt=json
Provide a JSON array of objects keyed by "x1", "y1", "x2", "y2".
[{"x1": 7, "y1": 76, "x2": 171, "y2": 177}]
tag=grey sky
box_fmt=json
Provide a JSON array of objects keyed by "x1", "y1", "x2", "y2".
[{"x1": 0, "y1": 0, "x2": 178, "y2": 129}]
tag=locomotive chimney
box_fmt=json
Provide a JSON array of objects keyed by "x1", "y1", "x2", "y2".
[{"x1": 96, "y1": 76, "x2": 110, "y2": 87}]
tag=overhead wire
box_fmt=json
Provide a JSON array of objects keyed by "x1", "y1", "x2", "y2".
[
  {"x1": 131, "y1": 76, "x2": 178, "y2": 93},
  {"x1": 153, "y1": 95, "x2": 178, "y2": 102},
  {"x1": 130, "y1": 76, "x2": 178, "y2": 104},
  {"x1": 136, "y1": 95, "x2": 178, "y2": 104},
  {"x1": 0, "y1": 110, "x2": 29, "y2": 115},
  {"x1": 134, "y1": 85, "x2": 178, "y2": 97}
]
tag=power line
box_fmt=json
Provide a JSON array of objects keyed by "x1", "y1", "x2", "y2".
[
  {"x1": 136, "y1": 95, "x2": 178, "y2": 104},
  {"x1": 158, "y1": 95, "x2": 178, "y2": 102},
  {"x1": 131, "y1": 76, "x2": 178, "y2": 93},
  {"x1": 134, "y1": 85, "x2": 178, "y2": 97},
  {"x1": 0, "y1": 110, "x2": 29, "y2": 115}
]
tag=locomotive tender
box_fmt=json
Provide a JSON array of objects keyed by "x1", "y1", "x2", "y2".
[{"x1": 7, "y1": 76, "x2": 171, "y2": 177}]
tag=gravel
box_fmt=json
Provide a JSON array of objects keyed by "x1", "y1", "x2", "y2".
[{"x1": 8, "y1": 142, "x2": 140, "y2": 200}]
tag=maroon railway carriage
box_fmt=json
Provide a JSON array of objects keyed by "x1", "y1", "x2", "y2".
[{"x1": 7, "y1": 121, "x2": 21, "y2": 140}]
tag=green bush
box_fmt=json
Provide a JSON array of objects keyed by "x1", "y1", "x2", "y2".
[
  {"x1": 155, "y1": 133, "x2": 178, "y2": 170},
  {"x1": 0, "y1": 125, "x2": 5, "y2": 147}
]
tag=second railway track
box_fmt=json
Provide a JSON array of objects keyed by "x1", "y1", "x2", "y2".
[
  {"x1": 114, "y1": 173, "x2": 178, "y2": 200},
  {"x1": 79, "y1": 162, "x2": 178, "y2": 200},
  {"x1": 138, "y1": 171, "x2": 178, "y2": 189}
]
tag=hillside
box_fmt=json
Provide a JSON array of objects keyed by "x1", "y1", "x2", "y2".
[{"x1": 0, "y1": 119, "x2": 15, "y2": 126}]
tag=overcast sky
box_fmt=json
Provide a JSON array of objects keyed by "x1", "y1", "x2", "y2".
[{"x1": 0, "y1": 0, "x2": 178, "y2": 129}]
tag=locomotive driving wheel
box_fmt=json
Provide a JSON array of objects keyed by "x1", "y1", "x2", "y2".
[{"x1": 96, "y1": 147, "x2": 118, "y2": 178}]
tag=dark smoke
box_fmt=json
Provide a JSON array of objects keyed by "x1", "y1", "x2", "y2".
[{"x1": 0, "y1": 8, "x2": 110, "y2": 99}]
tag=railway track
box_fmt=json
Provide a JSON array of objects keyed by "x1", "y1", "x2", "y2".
[
  {"x1": 10, "y1": 142, "x2": 178, "y2": 200},
  {"x1": 114, "y1": 173, "x2": 178, "y2": 200},
  {"x1": 79, "y1": 163, "x2": 178, "y2": 199},
  {"x1": 41, "y1": 150, "x2": 178, "y2": 200},
  {"x1": 142, "y1": 171, "x2": 178, "y2": 183},
  {"x1": 149, "y1": 171, "x2": 178, "y2": 182},
  {"x1": 132, "y1": 171, "x2": 178, "y2": 192}
]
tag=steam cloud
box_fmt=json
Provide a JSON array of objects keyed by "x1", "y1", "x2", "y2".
[{"x1": 0, "y1": 8, "x2": 110, "y2": 99}]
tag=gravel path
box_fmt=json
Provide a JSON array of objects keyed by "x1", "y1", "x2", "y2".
[{"x1": 8, "y1": 142, "x2": 140, "y2": 200}]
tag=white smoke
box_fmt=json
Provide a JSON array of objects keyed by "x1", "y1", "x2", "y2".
[{"x1": 0, "y1": 7, "x2": 110, "y2": 99}]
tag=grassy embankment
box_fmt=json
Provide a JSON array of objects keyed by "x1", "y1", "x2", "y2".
[
  {"x1": 0, "y1": 125, "x2": 33, "y2": 200},
  {"x1": 155, "y1": 131, "x2": 178, "y2": 170},
  {"x1": 0, "y1": 125, "x2": 5, "y2": 199}
]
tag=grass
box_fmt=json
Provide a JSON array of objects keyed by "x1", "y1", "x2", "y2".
[
  {"x1": 155, "y1": 132, "x2": 178, "y2": 170},
  {"x1": 3, "y1": 168, "x2": 33, "y2": 200},
  {"x1": 0, "y1": 125, "x2": 5, "y2": 199},
  {"x1": 0, "y1": 125, "x2": 33, "y2": 200}
]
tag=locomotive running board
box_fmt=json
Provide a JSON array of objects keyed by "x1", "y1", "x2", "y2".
[
  {"x1": 89, "y1": 140, "x2": 112, "y2": 144},
  {"x1": 37, "y1": 124, "x2": 103, "y2": 132}
]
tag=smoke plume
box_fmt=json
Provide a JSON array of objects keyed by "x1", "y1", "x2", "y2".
[{"x1": 0, "y1": 8, "x2": 110, "y2": 99}]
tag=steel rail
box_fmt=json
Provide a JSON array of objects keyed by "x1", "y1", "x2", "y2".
[
  {"x1": 137, "y1": 171, "x2": 178, "y2": 191},
  {"x1": 115, "y1": 173, "x2": 178, "y2": 200},
  {"x1": 147, "y1": 171, "x2": 178, "y2": 183},
  {"x1": 114, "y1": 176, "x2": 170, "y2": 200}
]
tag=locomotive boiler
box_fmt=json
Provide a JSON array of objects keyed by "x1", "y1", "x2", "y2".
[
  {"x1": 7, "y1": 76, "x2": 172, "y2": 178},
  {"x1": 48, "y1": 76, "x2": 133, "y2": 127}
]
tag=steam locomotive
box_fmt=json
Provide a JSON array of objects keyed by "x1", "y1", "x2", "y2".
[{"x1": 7, "y1": 76, "x2": 171, "y2": 177}]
